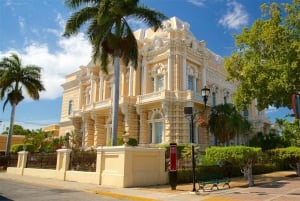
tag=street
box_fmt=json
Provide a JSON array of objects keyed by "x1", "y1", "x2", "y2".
[{"x1": 0, "y1": 179, "x2": 122, "y2": 201}]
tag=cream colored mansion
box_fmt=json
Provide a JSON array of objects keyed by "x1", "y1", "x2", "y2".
[{"x1": 59, "y1": 17, "x2": 269, "y2": 150}]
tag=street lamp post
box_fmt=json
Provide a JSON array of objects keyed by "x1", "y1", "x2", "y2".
[{"x1": 184, "y1": 86, "x2": 210, "y2": 193}]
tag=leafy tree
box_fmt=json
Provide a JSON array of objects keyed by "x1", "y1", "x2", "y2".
[
  {"x1": 273, "y1": 147, "x2": 300, "y2": 176},
  {"x1": 225, "y1": 1, "x2": 300, "y2": 110},
  {"x1": 249, "y1": 131, "x2": 285, "y2": 150},
  {"x1": 208, "y1": 103, "x2": 251, "y2": 144},
  {"x1": 206, "y1": 146, "x2": 262, "y2": 187},
  {"x1": 275, "y1": 118, "x2": 300, "y2": 146},
  {"x1": 63, "y1": 0, "x2": 166, "y2": 145},
  {"x1": 24, "y1": 129, "x2": 54, "y2": 152},
  {"x1": 0, "y1": 53, "x2": 45, "y2": 156},
  {"x1": 1, "y1": 124, "x2": 30, "y2": 135}
]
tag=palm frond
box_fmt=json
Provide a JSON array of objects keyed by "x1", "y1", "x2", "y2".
[
  {"x1": 64, "y1": 0, "x2": 100, "y2": 9},
  {"x1": 63, "y1": 7, "x2": 98, "y2": 37},
  {"x1": 131, "y1": 6, "x2": 167, "y2": 31}
]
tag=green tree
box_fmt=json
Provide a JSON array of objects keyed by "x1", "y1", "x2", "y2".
[
  {"x1": 275, "y1": 118, "x2": 300, "y2": 146},
  {"x1": 249, "y1": 131, "x2": 285, "y2": 150},
  {"x1": 0, "y1": 124, "x2": 30, "y2": 135},
  {"x1": 0, "y1": 53, "x2": 45, "y2": 156},
  {"x1": 24, "y1": 129, "x2": 54, "y2": 152},
  {"x1": 206, "y1": 146, "x2": 262, "y2": 187},
  {"x1": 273, "y1": 147, "x2": 300, "y2": 176},
  {"x1": 208, "y1": 103, "x2": 251, "y2": 144},
  {"x1": 224, "y1": 1, "x2": 300, "y2": 110},
  {"x1": 63, "y1": 0, "x2": 166, "y2": 146}
]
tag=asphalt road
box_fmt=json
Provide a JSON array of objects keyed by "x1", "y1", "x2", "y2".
[{"x1": 0, "y1": 179, "x2": 122, "y2": 201}]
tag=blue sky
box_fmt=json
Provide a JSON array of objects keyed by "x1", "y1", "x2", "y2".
[{"x1": 0, "y1": 0, "x2": 293, "y2": 131}]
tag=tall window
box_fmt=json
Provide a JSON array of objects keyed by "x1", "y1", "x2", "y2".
[
  {"x1": 151, "y1": 77, "x2": 155, "y2": 92},
  {"x1": 68, "y1": 99, "x2": 73, "y2": 115},
  {"x1": 155, "y1": 122, "x2": 163, "y2": 143},
  {"x1": 186, "y1": 65, "x2": 198, "y2": 91},
  {"x1": 150, "y1": 113, "x2": 164, "y2": 144},
  {"x1": 212, "y1": 92, "x2": 216, "y2": 106},
  {"x1": 86, "y1": 88, "x2": 91, "y2": 104},
  {"x1": 188, "y1": 75, "x2": 194, "y2": 90},
  {"x1": 157, "y1": 75, "x2": 164, "y2": 91}
]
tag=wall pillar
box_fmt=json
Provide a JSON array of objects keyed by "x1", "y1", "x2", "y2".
[
  {"x1": 139, "y1": 112, "x2": 149, "y2": 145},
  {"x1": 93, "y1": 115, "x2": 106, "y2": 146},
  {"x1": 167, "y1": 53, "x2": 172, "y2": 90},
  {"x1": 16, "y1": 151, "x2": 28, "y2": 175},
  {"x1": 83, "y1": 115, "x2": 95, "y2": 148},
  {"x1": 56, "y1": 149, "x2": 72, "y2": 180}
]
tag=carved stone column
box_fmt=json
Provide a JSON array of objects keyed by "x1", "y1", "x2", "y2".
[
  {"x1": 92, "y1": 114, "x2": 106, "y2": 147},
  {"x1": 83, "y1": 114, "x2": 95, "y2": 148},
  {"x1": 139, "y1": 111, "x2": 149, "y2": 145}
]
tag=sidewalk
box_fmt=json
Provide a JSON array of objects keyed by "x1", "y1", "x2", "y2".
[{"x1": 0, "y1": 171, "x2": 299, "y2": 201}]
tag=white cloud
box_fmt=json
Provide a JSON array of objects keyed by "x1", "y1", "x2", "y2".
[
  {"x1": 187, "y1": 0, "x2": 206, "y2": 7},
  {"x1": 218, "y1": 1, "x2": 248, "y2": 30},
  {"x1": 0, "y1": 10, "x2": 92, "y2": 101},
  {"x1": 0, "y1": 33, "x2": 91, "y2": 101}
]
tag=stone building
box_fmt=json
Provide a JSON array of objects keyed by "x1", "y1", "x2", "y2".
[{"x1": 59, "y1": 17, "x2": 268, "y2": 150}]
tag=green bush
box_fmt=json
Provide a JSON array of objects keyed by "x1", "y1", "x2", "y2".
[
  {"x1": 155, "y1": 144, "x2": 188, "y2": 159},
  {"x1": 175, "y1": 163, "x2": 282, "y2": 184},
  {"x1": 117, "y1": 137, "x2": 138, "y2": 146},
  {"x1": 11, "y1": 144, "x2": 35, "y2": 153},
  {"x1": 0, "y1": 156, "x2": 8, "y2": 167}
]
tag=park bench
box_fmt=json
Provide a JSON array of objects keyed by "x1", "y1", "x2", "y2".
[{"x1": 197, "y1": 174, "x2": 230, "y2": 191}]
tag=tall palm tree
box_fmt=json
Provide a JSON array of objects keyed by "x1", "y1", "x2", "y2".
[
  {"x1": 63, "y1": 0, "x2": 167, "y2": 146},
  {"x1": 208, "y1": 103, "x2": 251, "y2": 145},
  {"x1": 0, "y1": 53, "x2": 45, "y2": 156}
]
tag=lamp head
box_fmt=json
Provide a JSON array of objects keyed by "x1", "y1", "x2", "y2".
[{"x1": 201, "y1": 86, "x2": 210, "y2": 105}]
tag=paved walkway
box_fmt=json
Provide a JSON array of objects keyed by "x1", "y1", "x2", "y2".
[{"x1": 0, "y1": 171, "x2": 299, "y2": 201}]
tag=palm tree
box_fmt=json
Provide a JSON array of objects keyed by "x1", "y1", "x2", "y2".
[
  {"x1": 0, "y1": 53, "x2": 45, "y2": 156},
  {"x1": 208, "y1": 103, "x2": 251, "y2": 145},
  {"x1": 63, "y1": 0, "x2": 167, "y2": 146}
]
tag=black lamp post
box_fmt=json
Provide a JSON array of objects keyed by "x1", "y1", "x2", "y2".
[{"x1": 184, "y1": 86, "x2": 210, "y2": 193}]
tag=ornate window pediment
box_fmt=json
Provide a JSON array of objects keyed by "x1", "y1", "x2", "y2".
[
  {"x1": 186, "y1": 65, "x2": 198, "y2": 91},
  {"x1": 150, "y1": 63, "x2": 166, "y2": 92}
]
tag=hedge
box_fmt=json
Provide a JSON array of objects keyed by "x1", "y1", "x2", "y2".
[
  {"x1": 175, "y1": 163, "x2": 284, "y2": 184},
  {"x1": 11, "y1": 144, "x2": 35, "y2": 153}
]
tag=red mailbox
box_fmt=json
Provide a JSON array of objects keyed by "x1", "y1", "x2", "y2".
[{"x1": 170, "y1": 143, "x2": 177, "y2": 171}]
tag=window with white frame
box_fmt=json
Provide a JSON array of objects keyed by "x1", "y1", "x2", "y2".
[
  {"x1": 68, "y1": 99, "x2": 73, "y2": 115},
  {"x1": 212, "y1": 92, "x2": 217, "y2": 106},
  {"x1": 186, "y1": 65, "x2": 198, "y2": 91},
  {"x1": 157, "y1": 75, "x2": 164, "y2": 91},
  {"x1": 188, "y1": 75, "x2": 194, "y2": 90},
  {"x1": 151, "y1": 77, "x2": 155, "y2": 92},
  {"x1": 150, "y1": 112, "x2": 164, "y2": 144},
  {"x1": 86, "y1": 88, "x2": 91, "y2": 104}
]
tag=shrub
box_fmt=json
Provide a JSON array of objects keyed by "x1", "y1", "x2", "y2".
[
  {"x1": 11, "y1": 144, "x2": 35, "y2": 153},
  {"x1": 117, "y1": 137, "x2": 138, "y2": 146},
  {"x1": 0, "y1": 156, "x2": 8, "y2": 167}
]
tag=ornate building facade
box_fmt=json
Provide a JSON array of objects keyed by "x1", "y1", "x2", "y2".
[{"x1": 59, "y1": 17, "x2": 268, "y2": 150}]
